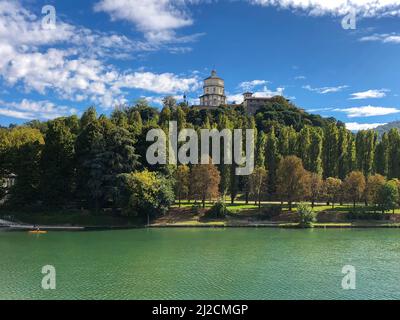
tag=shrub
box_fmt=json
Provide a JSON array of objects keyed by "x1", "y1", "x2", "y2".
[
  {"x1": 191, "y1": 203, "x2": 201, "y2": 214},
  {"x1": 297, "y1": 203, "x2": 316, "y2": 228},
  {"x1": 203, "y1": 201, "x2": 231, "y2": 220},
  {"x1": 346, "y1": 209, "x2": 388, "y2": 221}
]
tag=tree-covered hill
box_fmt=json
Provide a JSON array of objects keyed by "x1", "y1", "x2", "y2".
[
  {"x1": 253, "y1": 96, "x2": 342, "y2": 131},
  {"x1": 375, "y1": 121, "x2": 400, "y2": 138}
]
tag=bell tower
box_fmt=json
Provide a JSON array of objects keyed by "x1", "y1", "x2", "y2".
[{"x1": 199, "y1": 70, "x2": 227, "y2": 107}]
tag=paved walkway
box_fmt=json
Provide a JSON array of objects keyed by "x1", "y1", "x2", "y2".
[{"x1": 0, "y1": 218, "x2": 14, "y2": 226}]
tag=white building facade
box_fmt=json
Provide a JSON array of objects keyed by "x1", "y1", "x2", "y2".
[{"x1": 199, "y1": 70, "x2": 227, "y2": 107}]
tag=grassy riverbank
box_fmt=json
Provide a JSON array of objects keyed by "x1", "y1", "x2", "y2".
[
  {"x1": 151, "y1": 201, "x2": 400, "y2": 228},
  {"x1": 2, "y1": 201, "x2": 400, "y2": 229}
]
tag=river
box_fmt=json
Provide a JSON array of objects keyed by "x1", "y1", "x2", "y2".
[{"x1": 1, "y1": 228, "x2": 400, "y2": 300}]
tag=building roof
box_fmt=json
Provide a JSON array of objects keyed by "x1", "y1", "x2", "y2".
[
  {"x1": 205, "y1": 70, "x2": 222, "y2": 80},
  {"x1": 246, "y1": 96, "x2": 275, "y2": 100}
]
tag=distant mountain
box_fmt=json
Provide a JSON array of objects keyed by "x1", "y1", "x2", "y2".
[{"x1": 375, "y1": 121, "x2": 400, "y2": 137}]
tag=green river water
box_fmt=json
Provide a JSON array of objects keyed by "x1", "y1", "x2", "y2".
[{"x1": 1, "y1": 228, "x2": 400, "y2": 300}]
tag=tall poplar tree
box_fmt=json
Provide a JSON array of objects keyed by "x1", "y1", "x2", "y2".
[{"x1": 323, "y1": 123, "x2": 339, "y2": 179}]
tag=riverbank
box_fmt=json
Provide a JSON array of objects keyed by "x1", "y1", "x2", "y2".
[
  {"x1": 2, "y1": 202, "x2": 400, "y2": 231},
  {"x1": 149, "y1": 204, "x2": 400, "y2": 229}
]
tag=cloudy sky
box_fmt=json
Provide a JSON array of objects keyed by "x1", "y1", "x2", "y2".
[{"x1": 0, "y1": 0, "x2": 399, "y2": 130}]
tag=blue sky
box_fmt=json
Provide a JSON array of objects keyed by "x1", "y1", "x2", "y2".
[{"x1": 0, "y1": 0, "x2": 400, "y2": 130}]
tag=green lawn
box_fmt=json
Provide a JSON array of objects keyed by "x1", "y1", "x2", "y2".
[{"x1": 173, "y1": 200, "x2": 400, "y2": 215}]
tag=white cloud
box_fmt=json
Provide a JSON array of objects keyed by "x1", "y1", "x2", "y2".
[
  {"x1": 294, "y1": 75, "x2": 306, "y2": 80},
  {"x1": 0, "y1": 1, "x2": 200, "y2": 109},
  {"x1": 350, "y1": 89, "x2": 389, "y2": 100},
  {"x1": 227, "y1": 93, "x2": 246, "y2": 104},
  {"x1": 303, "y1": 84, "x2": 349, "y2": 94},
  {"x1": 0, "y1": 99, "x2": 77, "y2": 120},
  {"x1": 335, "y1": 106, "x2": 400, "y2": 118},
  {"x1": 254, "y1": 86, "x2": 285, "y2": 98},
  {"x1": 94, "y1": 0, "x2": 200, "y2": 43},
  {"x1": 238, "y1": 80, "x2": 269, "y2": 91},
  {"x1": 0, "y1": 1, "x2": 149, "y2": 60},
  {"x1": 345, "y1": 122, "x2": 387, "y2": 131},
  {"x1": 143, "y1": 95, "x2": 183, "y2": 106},
  {"x1": 115, "y1": 72, "x2": 200, "y2": 95},
  {"x1": 249, "y1": 0, "x2": 400, "y2": 17},
  {"x1": 360, "y1": 33, "x2": 400, "y2": 44}
]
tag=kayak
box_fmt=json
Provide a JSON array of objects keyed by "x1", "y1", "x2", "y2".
[{"x1": 29, "y1": 230, "x2": 47, "y2": 234}]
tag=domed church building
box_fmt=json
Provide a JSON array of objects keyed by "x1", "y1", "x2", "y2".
[{"x1": 199, "y1": 70, "x2": 227, "y2": 107}]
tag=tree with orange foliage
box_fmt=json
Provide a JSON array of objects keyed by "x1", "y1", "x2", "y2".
[
  {"x1": 191, "y1": 161, "x2": 221, "y2": 208},
  {"x1": 343, "y1": 171, "x2": 366, "y2": 208},
  {"x1": 276, "y1": 156, "x2": 308, "y2": 211}
]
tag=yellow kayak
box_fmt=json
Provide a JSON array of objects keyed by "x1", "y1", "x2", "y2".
[{"x1": 29, "y1": 230, "x2": 47, "y2": 234}]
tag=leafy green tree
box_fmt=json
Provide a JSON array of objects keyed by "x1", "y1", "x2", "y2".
[
  {"x1": 75, "y1": 118, "x2": 139, "y2": 210},
  {"x1": 345, "y1": 132, "x2": 356, "y2": 176},
  {"x1": 0, "y1": 127, "x2": 44, "y2": 205},
  {"x1": 174, "y1": 165, "x2": 190, "y2": 207},
  {"x1": 131, "y1": 99, "x2": 159, "y2": 125},
  {"x1": 217, "y1": 114, "x2": 233, "y2": 201},
  {"x1": 111, "y1": 108, "x2": 129, "y2": 128},
  {"x1": 266, "y1": 127, "x2": 280, "y2": 194},
  {"x1": 118, "y1": 170, "x2": 175, "y2": 222},
  {"x1": 75, "y1": 118, "x2": 103, "y2": 208},
  {"x1": 130, "y1": 110, "x2": 143, "y2": 134},
  {"x1": 375, "y1": 133, "x2": 389, "y2": 177},
  {"x1": 159, "y1": 106, "x2": 172, "y2": 127},
  {"x1": 98, "y1": 120, "x2": 140, "y2": 207},
  {"x1": 388, "y1": 129, "x2": 400, "y2": 179},
  {"x1": 366, "y1": 174, "x2": 386, "y2": 207},
  {"x1": 356, "y1": 130, "x2": 376, "y2": 177},
  {"x1": 338, "y1": 126, "x2": 349, "y2": 179},
  {"x1": 256, "y1": 131, "x2": 266, "y2": 168},
  {"x1": 309, "y1": 127, "x2": 323, "y2": 176},
  {"x1": 174, "y1": 106, "x2": 186, "y2": 131},
  {"x1": 40, "y1": 120, "x2": 75, "y2": 206},
  {"x1": 80, "y1": 106, "x2": 97, "y2": 128},
  {"x1": 297, "y1": 126, "x2": 311, "y2": 170},
  {"x1": 323, "y1": 123, "x2": 339, "y2": 178},
  {"x1": 278, "y1": 126, "x2": 290, "y2": 156},
  {"x1": 378, "y1": 180, "x2": 399, "y2": 214}
]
